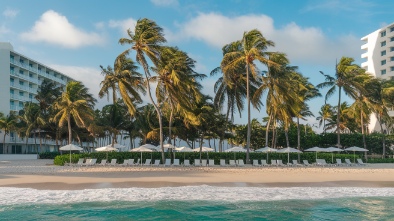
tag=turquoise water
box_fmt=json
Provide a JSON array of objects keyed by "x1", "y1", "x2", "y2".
[
  {"x1": 1, "y1": 197, "x2": 394, "y2": 220},
  {"x1": 2, "y1": 186, "x2": 394, "y2": 220}
]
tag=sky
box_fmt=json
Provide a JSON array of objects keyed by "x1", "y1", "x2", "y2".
[{"x1": 1, "y1": 0, "x2": 394, "y2": 132}]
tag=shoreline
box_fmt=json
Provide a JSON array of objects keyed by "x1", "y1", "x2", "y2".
[{"x1": 2, "y1": 160, "x2": 394, "y2": 190}]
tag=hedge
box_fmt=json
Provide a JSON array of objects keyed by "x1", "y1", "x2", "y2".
[
  {"x1": 39, "y1": 152, "x2": 61, "y2": 159},
  {"x1": 54, "y1": 152, "x2": 358, "y2": 166}
]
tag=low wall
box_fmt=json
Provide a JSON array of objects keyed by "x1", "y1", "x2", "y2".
[{"x1": 0, "y1": 154, "x2": 38, "y2": 160}]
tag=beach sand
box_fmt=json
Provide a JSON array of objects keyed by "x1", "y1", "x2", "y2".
[{"x1": 1, "y1": 160, "x2": 394, "y2": 190}]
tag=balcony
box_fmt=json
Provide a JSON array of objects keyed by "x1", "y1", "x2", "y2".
[
  {"x1": 10, "y1": 71, "x2": 40, "y2": 85},
  {"x1": 361, "y1": 44, "x2": 368, "y2": 50},
  {"x1": 361, "y1": 61, "x2": 368, "y2": 68},
  {"x1": 10, "y1": 82, "x2": 37, "y2": 94},
  {"x1": 361, "y1": 52, "x2": 368, "y2": 58}
]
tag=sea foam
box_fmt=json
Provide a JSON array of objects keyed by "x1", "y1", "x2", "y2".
[{"x1": 1, "y1": 186, "x2": 394, "y2": 205}]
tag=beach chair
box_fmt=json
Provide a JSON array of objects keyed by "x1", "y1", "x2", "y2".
[
  {"x1": 173, "y1": 159, "x2": 180, "y2": 166},
  {"x1": 153, "y1": 159, "x2": 161, "y2": 166},
  {"x1": 238, "y1": 159, "x2": 245, "y2": 167},
  {"x1": 252, "y1": 159, "x2": 260, "y2": 166},
  {"x1": 229, "y1": 160, "x2": 236, "y2": 167},
  {"x1": 120, "y1": 159, "x2": 129, "y2": 166},
  {"x1": 89, "y1": 159, "x2": 97, "y2": 166},
  {"x1": 183, "y1": 159, "x2": 191, "y2": 167},
  {"x1": 292, "y1": 160, "x2": 302, "y2": 167},
  {"x1": 302, "y1": 160, "x2": 311, "y2": 166},
  {"x1": 143, "y1": 159, "x2": 151, "y2": 166},
  {"x1": 194, "y1": 160, "x2": 201, "y2": 167},
  {"x1": 99, "y1": 159, "x2": 107, "y2": 166},
  {"x1": 277, "y1": 160, "x2": 285, "y2": 166},
  {"x1": 130, "y1": 158, "x2": 140, "y2": 166},
  {"x1": 208, "y1": 159, "x2": 215, "y2": 166},
  {"x1": 220, "y1": 159, "x2": 228, "y2": 167},
  {"x1": 345, "y1": 159, "x2": 354, "y2": 166},
  {"x1": 75, "y1": 158, "x2": 84, "y2": 166},
  {"x1": 271, "y1": 159, "x2": 277, "y2": 166},
  {"x1": 164, "y1": 159, "x2": 171, "y2": 167},
  {"x1": 336, "y1": 159, "x2": 344, "y2": 166},
  {"x1": 109, "y1": 159, "x2": 117, "y2": 166},
  {"x1": 356, "y1": 159, "x2": 367, "y2": 166},
  {"x1": 128, "y1": 159, "x2": 135, "y2": 166},
  {"x1": 261, "y1": 160, "x2": 269, "y2": 167},
  {"x1": 82, "y1": 159, "x2": 92, "y2": 167},
  {"x1": 316, "y1": 159, "x2": 326, "y2": 167},
  {"x1": 201, "y1": 159, "x2": 207, "y2": 167}
]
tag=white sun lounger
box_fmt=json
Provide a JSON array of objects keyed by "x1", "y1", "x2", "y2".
[
  {"x1": 82, "y1": 159, "x2": 92, "y2": 167},
  {"x1": 357, "y1": 159, "x2": 367, "y2": 166},
  {"x1": 99, "y1": 159, "x2": 107, "y2": 166},
  {"x1": 153, "y1": 159, "x2": 161, "y2": 166},
  {"x1": 292, "y1": 160, "x2": 302, "y2": 166},
  {"x1": 143, "y1": 159, "x2": 151, "y2": 166},
  {"x1": 109, "y1": 159, "x2": 117, "y2": 166},
  {"x1": 120, "y1": 159, "x2": 129, "y2": 166},
  {"x1": 261, "y1": 160, "x2": 269, "y2": 166},
  {"x1": 303, "y1": 160, "x2": 311, "y2": 166},
  {"x1": 271, "y1": 159, "x2": 277, "y2": 166},
  {"x1": 201, "y1": 159, "x2": 207, "y2": 167},
  {"x1": 277, "y1": 160, "x2": 285, "y2": 166},
  {"x1": 183, "y1": 159, "x2": 191, "y2": 167},
  {"x1": 229, "y1": 160, "x2": 236, "y2": 167},
  {"x1": 336, "y1": 158, "x2": 344, "y2": 166},
  {"x1": 238, "y1": 159, "x2": 245, "y2": 167},
  {"x1": 345, "y1": 159, "x2": 354, "y2": 166},
  {"x1": 208, "y1": 159, "x2": 215, "y2": 166},
  {"x1": 253, "y1": 159, "x2": 260, "y2": 166},
  {"x1": 164, "y1": 159, "x2": 171, "y2": 167},
  {"x1": 194, "y1": 160, "x2": 201, "y2": 167},
  {"x1": 75, "y1": 158, "x2": 84, "y2": 166},
  {"x1": 173, "y1": 159, "x2": 180, "y2": 166},
  {"x1": 220, "y1": 159, "x2": 228, "y2": 167}
]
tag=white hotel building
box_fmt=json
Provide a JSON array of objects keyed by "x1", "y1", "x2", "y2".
[
  {"x1": 361, "y1": 22, "x2": 394, "y2": 133},
  {"x1": 0, "y1": 42, "x2": 73, "y2": 154}
]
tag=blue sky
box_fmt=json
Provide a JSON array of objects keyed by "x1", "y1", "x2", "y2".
[{"x1": 1, "y1": 0, "x2": 394, "y2": 131}]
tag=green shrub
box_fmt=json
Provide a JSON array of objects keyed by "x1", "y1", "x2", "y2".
[
  {"x1": 368, "y1": 158, "x2": 394, "y2": 163},
  {"x1": 39, "y1": 152, "x2": 61, "y2": 159}
]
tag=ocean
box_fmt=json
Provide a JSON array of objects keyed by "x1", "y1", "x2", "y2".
[{"x1": 1, "y1": 186, "x2": 394, "y2": 220}]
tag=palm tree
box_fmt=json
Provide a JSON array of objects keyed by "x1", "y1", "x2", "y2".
[
  {"x1": 19, "y1": 103, "x2": 45, "y2": 153},
  {"x1": 53, "y1": 81, "x2": 96, "y2": 144},
  {"x1": 317, "y1": 104, "x2": 334, "y2": 133},
  {"x1": 317, "y1": 57, "x2": 362, "y2": 148},
  {"x1": 0, "y1": 113, "x2": 17, "y2": 154},
  {"x1": 221, "y1": 29, "x2": 277, "y2": 162},
  {"x1": 119, "y1": 18, "x2": 167, "y2": 163}
]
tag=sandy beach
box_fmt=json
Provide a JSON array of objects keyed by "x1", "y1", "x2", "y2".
[{"x1": 1, "y1": 160, "x2": 394, "y2": 190}]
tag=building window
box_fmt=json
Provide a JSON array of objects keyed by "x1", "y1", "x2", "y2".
[
  {"x1": 10, "y1": 55, "x2": 14, "y2": 62},
  {"x1": 391, "y1": 27, "x2": 394, "y2": 32},
  {"x1": 381, "y1": 50, "x2": 387, "y2": 56},
  {"x1": 390, "y1": 37, "x2": 394, "y2": 42},
  {"x1": 19, "y1": 70, "x2": 23, "y2": 75},
  {"x1": 10, "y1": 78, "x2": 14, "y2": 83},
  {"x1": 19, "y1": 81, "x2": 24, "y2": 86},
  {"x1": 29, "y1": 84, "x2": 32, "y2": 88},
  {"x1": 10, "y1": 67, "x2": 14, "y2": 74},
  {"x1": 19, "y1": 91, "x2": 24, "y2": 96},
  {"x1": 10, "y1": 100, "x2": 14, "y2": 105},
  {"x1": 382, "y1": 60, "x2": 387, "y2": 65},
  {"x1": 20, "y1": 59, "x2": 24, "y2": 64},
  {"x1": 29, "y1": 94, "x2": 33, "y2": 100},
  {"x1": 382, "y1": 41, "x2": 387, "y2": 47},
  {"x1": 382, "y1": 69, "x2": 387, "y2": 75},
  {"x1": 29, "y1": 73, "x2": 33, "y2": 78},
  {"x1": 391, "y1": 57, "x2": 394, "y2": 61},
  {"x1": 381, "y1": 31, "x2": 386, "y2": 37},
  {"x1": 391, "y1": 47, "x2": 394, "y2": 52},
  {"x1": 10, "y1": 89, "x2": 14, "y2": 94},
  {"x1": 391, "y1": 67, "x2": 394, "y2": 72},
  {"x1": 19, "y1": 102, "x2": 23, "y2": 108}
]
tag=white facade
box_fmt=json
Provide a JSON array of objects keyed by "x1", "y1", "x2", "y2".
[
  {"x1": 361, "y1": 23, "x2": 394, "y2": 133},
  {"x1": 0, "y1": 42, "x2": 73, "y2": 153}
]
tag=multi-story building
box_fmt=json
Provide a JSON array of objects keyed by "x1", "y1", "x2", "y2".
[
  {"x1": 0, "y1": 42, "x2": 74, "y2": 154},
  {"x1": 361, "y1": 22, "x2": 394, "y2": 133}
]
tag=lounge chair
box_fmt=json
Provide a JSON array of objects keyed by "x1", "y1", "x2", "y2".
[
  {"x1": 128, "y1": 159, "x2": 135, "y2": 166},
  {"x1": 357, "y1": 158, "x2": 367, "y2": 166},
  {"x1": 292, "y1": 160, "x2": 302, "y2": 166},
  {"x1": 229, "y1": 160, "x2": 236, "y2": 167},
  {"x1": 153, "y1": 159, "x2": 161, "y2": 166},
  {"x1": 336, "y1": 159, "x2": 344, "y2": 166},
  {"x1": 82, "y1": 159, "x2": 92, "y2": 167},
  {"x1": 120, "y1": 159, "x2": 129, "y2": 166},
  {"x1": 261, "y1": 160, "x2": 269, "y2": 166},
  {"x1": 345, "y1": 159, "x2": 354, "y2": 166},
  {"x1": 173, "y1": 159, "x2": 180, "y2": 166},
  {"x1": 316, "y1": 159, "x2": 326, "y2": 167},
  {"x1": 201, "y1": 159, "x2": 207, "y2": 167},
  {"x1": 183, "y1": 159, "x2": 191, "y2": 167},
  {"x1": 75, "y1": 158, "x2": 84, "y2": 166},
  {"x1": 220, "y1": 159, "x2": 228, "y2": 167},
  {"x1": 194, "y1": 160, "x2": 201, "y2": 167},
  {"x1": 143, "y1": 159, "x2": 151, "y2": 166},
  {"x1": 109, "y1": 159, "x2": 117, "y2": 166},
  {"x1": 208, "y1": 159, "x2": 215, "y2": 166},
  {"x1": 253, "y1": 159, "x2": 260, "y2": 166},
  {"x1": 277, "y1": 160, "x2": 285, "y2": 166},
  {"x1": 130, "y1": 158, "x2": 140, "y2": 166},
  {"x1": 271, "y1": 159, "x2": 277, "y2": 166},
  {"x1": 164, "y1": 159, "x2": 171, "y2": 167},
  {"x1": 302, "y1": 160, "x2": 311, "y2": 166},
  {"x1": 98, "y1": 159, "x2": 107, "y2": 166},
  {"x1": 238, "y1": 159, "x2": 245, "y2": 167},
  {"x1": 90, "y1": 159, "x2": 97, "y2": 166}
]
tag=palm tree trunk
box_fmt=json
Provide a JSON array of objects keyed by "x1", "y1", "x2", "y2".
[
  {"x1": 140, "y1": 59, "x2": 165, "y2": 163},
  {"x1": 3, "y1": 134, "x2": 6, "y2": 154},
  {"x1": 378, "y1": 116, "x2": 386, "y2": 158},
  {"x1": 285, "y1": 128, "x2": 290, "y2": 147},
  {"x1": 39, "y1": 129, "x2": 42, "y2": 153},
  {"x1": 199, "y1": 136, "x2": 203, "y2": 162},
  {"x1": 168, "y1": 105, "x2": 174, "y2": 145},
  {"x1": 297, "y1": 117, "x2": 301, "y2": 162},
  {"x1": 361, "y1": 111, "x2": 367, "y2": 160},
  {"x1": 336, "y1": 86, "x2": 342, "y2": 148},
  {"x1": 67, "y1": 114, "x2": 72, "y2": 144},
  {"x1": 246, "y1": 64, "x2": 251, "y2": 163},
  {"x1": 265, "y1": 114, "x2": 272, "y2": 147}
]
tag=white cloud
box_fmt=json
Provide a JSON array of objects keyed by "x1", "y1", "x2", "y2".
[
  {"x1": 20, "y1": 10, "x2": 105, "y2": 48},
  {"x1": 168, "y1": 12, "x2": 360, "y2": 65},
  {"x1": 0, "y1": 24, "x2": 10, "y2": 35},
  {"x1": 3, "y1": 8, "x2": 18, "y2": 18},
  {"x1": 150, "y1": 0, "x2": 179, "y2": 7},
  {"x1": 108, "y1": 18, "x2": 137, "y2": 34}
]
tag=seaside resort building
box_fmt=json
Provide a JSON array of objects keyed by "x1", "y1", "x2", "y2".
[
  {"x1": 0, "y1": 42, "x2": 74, "y2": 154},
  {"x1": 361, "y1": 22, "x2": 394, "y2": 133}
]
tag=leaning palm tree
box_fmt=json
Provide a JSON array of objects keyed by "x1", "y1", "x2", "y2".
[
  {"x1": 53, "y1": 81, "x2": 96, "y2": 145},
  {"x1": 119, "y1": 18, "x2": 167, "y2": 163},
  {"x1": 317, "y1": 57, "x2": 362, "y2": 148},
  {"x1": 316, "y1": 104, "x2": 334, "y2": 133},
  {"x1": 221, "y1": 29, "x2": 277, "y2": 162}
]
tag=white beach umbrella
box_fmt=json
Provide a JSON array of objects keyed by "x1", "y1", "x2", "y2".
[
  {"x1": 344, "y1": 146, "x2": 369, "y2": 162},
  {"x1": 255, "y1": 146, "x2": 277, "y2": 161},
  {"x1": 59, "y1": 144, "x2": 83, "y2": 165},
  {"x1": 304, "y1": 146, "x2": 326, "y2": 161},
  {"x1": 95, "y1": 146, "x2": 119, "y2": 160},
  {"x1": 138, "y1": 144, "x2": 158, "y2": 150},
  {"x1": 175, "y1": 146, "x2": 193, "y2": 161},
  {"x1": 277, "y1": 147, "x2": 302, "y2": 163},
  {"x1": 325, "y1": 147, "x2": 344, "y2": 163},
  {"x1": 225, "y1": 146, "x2": 246, "y2": 161},
  {"x1": 130, "y1": 146, "x2": 155, "y2": 165},
  {"x1": 193, "y1": 146, "x2": 214, "y2": 152}
]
